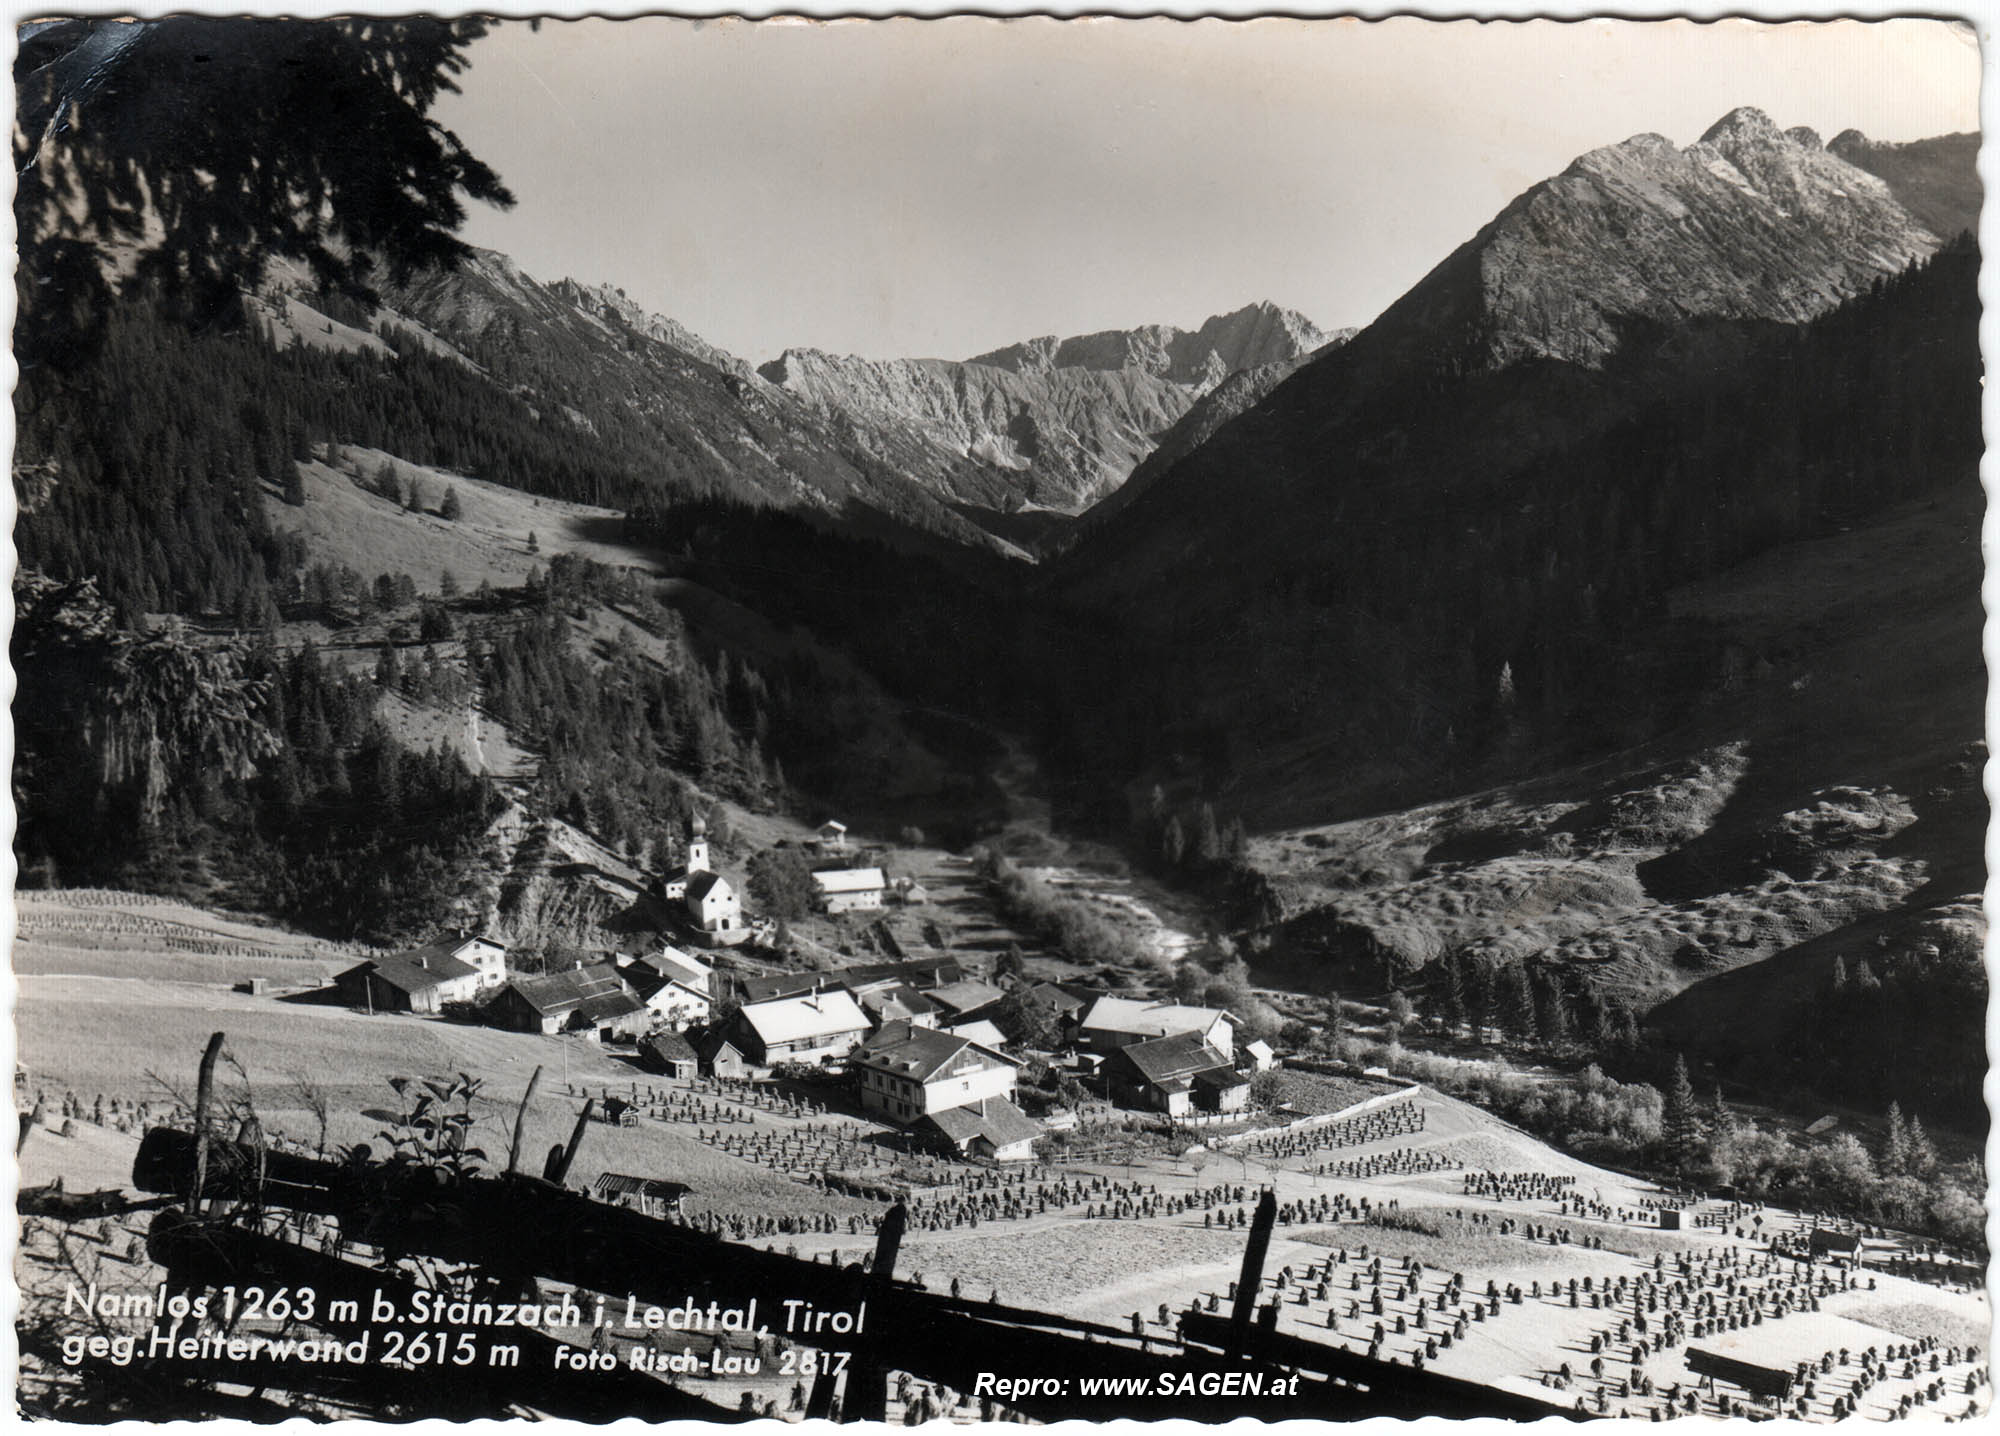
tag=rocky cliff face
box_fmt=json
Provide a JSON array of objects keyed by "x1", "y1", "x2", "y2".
[
  {"x1": 762, "y1": 302, "x2": 1331, "y2": 512},
  {"x1": 381, "y1": 250, "x2": 1032, "y2": 550},
  {"x1": 1425, "y1": 106, "x2": 1944, "y2": 372}
]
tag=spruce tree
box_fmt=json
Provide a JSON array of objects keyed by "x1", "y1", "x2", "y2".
[
  {"x1": 1664, "y1": 1054, "x2": 1704, "y2": 1170},
  {"x1": 1882, "y1": 1101, "x2": 1911, "y2": 1177},
  {"x1": 440, "y1": 486, "x2": 463, "y2": 521},
  {"x1": 1440, "y1": 954, "x2": 1467, "y2": 1038},
  {"x1": 1906, "y1": 1115, "x2": 1939, "y2": 1177}
]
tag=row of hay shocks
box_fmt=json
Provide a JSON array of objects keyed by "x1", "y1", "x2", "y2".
[
  {"x1": 20, "y1": 1090, "x2": 193, "y2": 1147},
  {"x1": 124, "y1": 1031, "x2": 1579, "y2": 1423},
  {"x1": 1233, "y1": 1094, "x2": 1428, "y2": 1163},
  {"x1": 573, "y1": 1074, "x2": 839, "y2": 1124}
]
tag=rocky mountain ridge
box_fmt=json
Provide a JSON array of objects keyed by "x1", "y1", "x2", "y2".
[
  {"x1": 1426, "y1": 105, "x2": 1947, "y2": 372},
  {"x1": 761, "y1": 302, "x2": 1335, "y2": 512},
  {"x1": 377, "y1": 249, "x2": 1034, "y2": 549}
]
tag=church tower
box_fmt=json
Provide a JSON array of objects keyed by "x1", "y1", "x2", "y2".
[{"x1": 686, "y1": 811, "x2": 710, "y2": 874}]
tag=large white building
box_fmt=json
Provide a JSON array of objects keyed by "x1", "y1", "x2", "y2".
[
  {"x1": 811, "y1": 867, "x2": 886, "y2": 914},
  {"x1": 733, "y1": 989, "x2": 871, "y2": 1066},
  {"x1": 852, "y1": 1021, "x2": 1019, "y2": 1124}
]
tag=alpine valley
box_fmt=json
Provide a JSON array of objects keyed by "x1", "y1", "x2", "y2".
[{"x1": 13, "y1": 87, "x2": 1985, "y2": 1160}]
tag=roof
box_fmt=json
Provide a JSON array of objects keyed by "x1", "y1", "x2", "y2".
[
  {"x1": 858, "y1": 984, "x2": 941, "y2": 1021},
  {"x1": 686, "y1": 871, "x2": 734, "y2": 903},
  {"x1": 853, "y1": 1022, "x2": 979, "y2": 1081},
  {"x1": 1244, "y1": 1038, "x2": 1275, "y2": 1058},
  {"x1": 692, "y1": 1028, "x2": 744, "y2": 1060},
  {"x1": 1022, "y1": 982, "x2": 1088, "y2": 1016},
  {"x1": 739, "y1": 971, "x2": 841, "y2": 1003},
  {"x1": 813, "y1": 867, "x2": 887, "y2": 895},
  {"x1": 922, "y1": 1099, "x2": 1044, "y2": 1151},
  {"x1": 1113, "y1": 1030, "x2": 1236, "y2": 1086},
  {"x1": 508, "y1": 963, "x2": 646, "y2": 1024},
  {"x1": 836, "y1": 957, "x2": 964, "y2": 989},
  {"x1": 351, "y1": 947, "x2": 481, "y2": 995},
  {"x1": 818, "y1": 820, "x2": 848, "y2": 834},
  {"x1": 628, "y1": 947, "x2": 711, "y2": 986},
  {"x1": 1080, "y1": 996, "x2": 1231, "y2": 1040},
  {"x1": 854, "y1": 1020, "x2": 1017, "y2": 1082},
  {"x1": 947, "y1": 1020, "x2": 1009, "y2": 1050},
  {"x1": 641, "y1": 1031, "x2": 698, "y2": 1064},
  {"x1": 594, "y1": 1172, "x2": 692, "y2": 1203},
  {"x1": 928, "y1": 979, "x2": 1006, "y2": 1015},
  {"x1": 738, "y1": 989, "x2": 871, "y2": 1045}
]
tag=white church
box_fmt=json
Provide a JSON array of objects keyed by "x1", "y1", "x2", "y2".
[{"x1": 659, "y1": 812, "x2": 745, "y2": 944}]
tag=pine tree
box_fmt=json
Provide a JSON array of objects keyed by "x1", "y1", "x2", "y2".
[
  {"x1": 1707, "y1": 1082, "x2": 1731, "y2": 1136},
  {"x1": 1905, "y1": 1115, "x2": 1939, "y2": 1177},
  {"x1": 1882, "y1": 1101, "x2": 1911, "y2": 1177},
  {"x1": 1322, "y1": 990, "x2": 1346, "y2": 1048},
  {"x1": 526, "y1": 530, "x2": 540, "y2": 554},
  {"x1": 1663, "y1": 1054, "x2": 1704, "y2": 1170},
  {"x1": 440, "y1": 486, "x2": 463, "y2": 521},
  {"x1": 1535, "y1": 969, "x2": 1571, "y2": 1049},
  {"x1": 282, "y1": 462, "x2": 306, "y2": 507},
  {"x1": 1439, "y1": 954, "x2": 1467, "y2": 1038}
]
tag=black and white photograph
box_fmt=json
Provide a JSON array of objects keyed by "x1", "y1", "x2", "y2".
[{"x1": 8, "y1": 10, "x2": 1990, "y2": 1425}]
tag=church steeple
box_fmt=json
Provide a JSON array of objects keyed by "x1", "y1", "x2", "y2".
[{"x1": 686, "y1": 810, "x2": 710, "y2": 874}]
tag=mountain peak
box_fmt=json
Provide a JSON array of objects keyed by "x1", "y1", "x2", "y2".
[{"x1": 1700, "y1": 105, "x2": 1783, "y2": 147}]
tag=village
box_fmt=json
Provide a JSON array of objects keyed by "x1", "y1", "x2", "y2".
[
  {"x1": 16, "y1": 810, "x2": 1989, "y2": 1423},
  {"x1": 326, "y1": 812, "x2": 1276, "y2": 1162}
]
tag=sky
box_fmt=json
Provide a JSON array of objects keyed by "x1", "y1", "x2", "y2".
[{"x1": 432, "y1": 16, "x2": 1981, "y2": 366}]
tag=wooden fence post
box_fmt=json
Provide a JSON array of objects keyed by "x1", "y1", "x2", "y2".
[
  {"x1": 548, "y1": 1100, "x2": 595, "y2": 1186},
  {"x1": 190, "y1": 1032, "x2": 226, "y2": 1211},
  {"x1": 1226, "y1": 1189, "x2": 1277, "y2": 1358},
  {"x1": 808, "y1": 1199, "x2": 906, "y2": 1421},
  {"x1": 507, "y1": 1066, "x2": 543, "y2": 1175}
]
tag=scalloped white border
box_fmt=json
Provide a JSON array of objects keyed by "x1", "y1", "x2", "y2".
[{"x1": 1, "y1": 7, "x2": 1990, "y2": 1436}]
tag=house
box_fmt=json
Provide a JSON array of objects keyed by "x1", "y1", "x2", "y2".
[
  {"x1": 1238, "y1": 1038, "x2": 1278, "y2": 1073},
  {"x1": 850, "y1": 1021, "x2": 1021, "y2": 1126},
  {"x1": 1079, "y1": 997, "x2": 1236, "y2": 1059},
  {"x1": 927, "y1": 979, "x2": 1007, "y2": 1021},
  {"x1": 1808, "y1": 1229, "x2": 1864, "y2": 1262},
  {"x1": 890, "y1": 877, "x2": 930, "y2": 906},
  {"x1": 734, "y1": 989, "x2": 872, "y2": 1066},
  {"x1": 816, "y1": 819, "x2": 850, "y2": 851},
  {"x1": 640, "y1": 946, "x2": 713, "y2": 994},
  {"x1": 946, "y1": 1019, "x2": 1009, "y2": 1051},
  {"x1": 1019, "y1": 982, "x2": 1090, "y2": 1033},
  {"x1": 855, "y1": 982, "x2": 942, "y2": 1028},
  {"x1": 616, "y1": 953, "x2": 713, "y2": 1029},
  {"x1": 639, "y1": 1031, "x2": 700, "y2": 1080},
  {"x1": 919, "y1": 1100, "x2": 1044, "y2": 1162},
  {"x1": 692, "y1": 1028, "x2": 750, "y2": 1079},
  {"x1": 837, "y1": 957, "x2": 966, "y2": 990},
  {"x1": 490, "y1": 962, "x2": 650, "y2": 1039},
  {"x1": 1106, "y1": 1030, "x2": 1249, "y2": 1117},
  {"x1": 335, "y1": 932, "x2": 506, "y2": 1014},
  {"x1": 811, "y1": 867, "x2": 887, "y2": 915}
]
